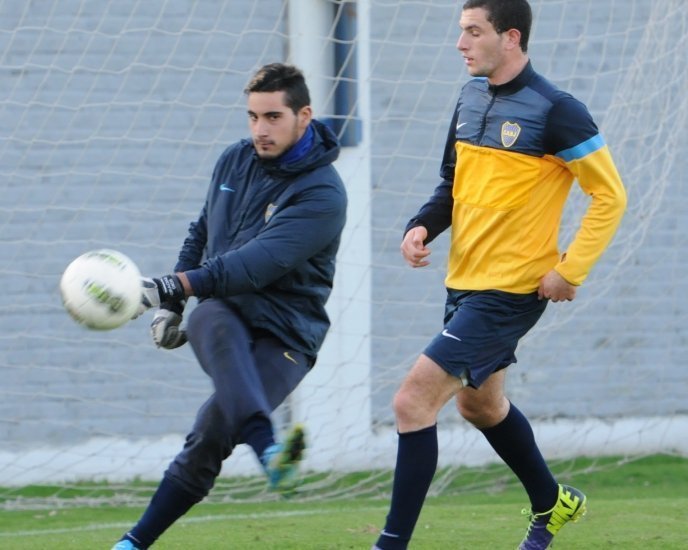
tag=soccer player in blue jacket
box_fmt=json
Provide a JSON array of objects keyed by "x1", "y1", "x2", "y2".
[
  {"x1": 112, "y1": 63, "x2": 347, "y2": 550},
  {"x1": 373, "y1": 1, "x2": 626, "y2": 549}
]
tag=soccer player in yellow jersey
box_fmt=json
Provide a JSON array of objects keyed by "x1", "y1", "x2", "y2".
[{"x1": 373, "y1": 1, "x2": 626, "y2": 549}]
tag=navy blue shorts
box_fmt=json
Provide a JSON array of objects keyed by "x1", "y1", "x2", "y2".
[{"x1": 423, "y1": 289, "x2": 547, "y2": 388}]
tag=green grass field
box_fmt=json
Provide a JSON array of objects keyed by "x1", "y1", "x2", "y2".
[{"x1": 1, "y1": 454, "x2": 686, "y2": 549}]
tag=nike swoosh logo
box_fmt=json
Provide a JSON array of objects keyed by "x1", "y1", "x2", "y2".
[
  {"x1": 441, "y1": 329, "x2": 462, "y2": 342},
  {"x1": 457, "y1": 122, "x2": 467, "y2": 130},
  {"x1": 283, "y1": 351, "x2": 298, "y2": 364},
  {"x1": 380, "y1": 530, "x2": 400, "y2": 539},
  {"x1": 219, "y1": 183, "x2": 235, "y2": 192}
]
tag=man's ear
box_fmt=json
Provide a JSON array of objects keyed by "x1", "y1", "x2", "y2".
[
  {"x1": 504, "y1": 28, "x2": 522, "y2": 52},
  {"x1": 298, "y1": 105, "x2": 313, "y2": 129}
]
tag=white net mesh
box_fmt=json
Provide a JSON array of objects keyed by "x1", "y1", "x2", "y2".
[{"x1": 1, "y1": 0, "x2": 687, "y2": 509}]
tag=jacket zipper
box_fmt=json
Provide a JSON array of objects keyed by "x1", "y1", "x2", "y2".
[{"x1": 477, "y1": 91, "x2": 497, "y2": 144}]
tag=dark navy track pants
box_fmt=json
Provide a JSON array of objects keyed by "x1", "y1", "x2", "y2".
[{"x1": 164, "y1": 298, "x2": 310, "y2": 498}]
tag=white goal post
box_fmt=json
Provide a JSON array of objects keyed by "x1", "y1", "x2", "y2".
[{"x1": 1, "y1": 0, "x2": 687, "y2": 501}]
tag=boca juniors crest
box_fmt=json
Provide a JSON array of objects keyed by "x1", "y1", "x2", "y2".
[{"x1": 501, "y1": 121, "x2": 521, "y2": 148}]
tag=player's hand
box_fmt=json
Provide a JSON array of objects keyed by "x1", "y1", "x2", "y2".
[
  {"x1": 150, "y1": 303, "x2": 187, "y2": 349},
  {"x1": 133, "y1": 275, "x2": 185, "y2": 318},
  {"x1": 538, "y1": 270, "x2": 577, "y2": 302},
  {"x1": 401, "y1": 226, "x2": 431, "y2": 268}
]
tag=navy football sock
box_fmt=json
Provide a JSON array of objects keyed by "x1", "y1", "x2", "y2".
[
  {"x1": 240, "y1": 413, "x2": 275, "y2": 465},
  {"x1": 480, "y1": 402, "x2": 558, "y2": 512},
  {"x1": 376, "y1": 424, "x2": 438, "y2": 550},
  {"x1": 127, "y1": 476, "x2": 201, "y2": 548}
]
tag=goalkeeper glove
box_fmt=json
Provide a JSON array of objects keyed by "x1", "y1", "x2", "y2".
[
  {"x1": 150, "y1": 302, "x2": 187, "y2": 349},
  {"x1": 133, "y1": 274, "x2": 185, "y2": 319}
]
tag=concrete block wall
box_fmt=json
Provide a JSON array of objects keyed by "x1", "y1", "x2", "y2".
[{"x1": 1, "y1": 0, "x2": 685, "y2": 462}]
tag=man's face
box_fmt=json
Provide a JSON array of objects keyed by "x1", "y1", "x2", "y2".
[
  {"x1": 247, "y1": 91, "x2": 312, "y2": 160},
  {"x1": 456, "y1": 7, "x2": 508, "y2": 80}
]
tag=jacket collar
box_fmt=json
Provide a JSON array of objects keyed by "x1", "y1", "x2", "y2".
[
  {"x1": 257, "y1": 119, "x2": 341, "y2": 177},
  {"x1": 487, "y1": 60, "x2": 534, "y2": 96}
]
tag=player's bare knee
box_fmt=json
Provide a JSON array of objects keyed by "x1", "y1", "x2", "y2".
[
  {"x1": 392, "y1": 388, "x2": 414, "y2": 421},
  {"x1": 456, "y1": 398, "x2": 482, "y2": 425},
  {"x1": 393, "y1": 387, "x2": 429, "y2": 426}
]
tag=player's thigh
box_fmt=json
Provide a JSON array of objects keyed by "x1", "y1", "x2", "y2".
[
  {"x1": 397, "y1": 353, "x2": 463, "y2": 416},
  {"x1": 253, "y1": 336, "x2": 311, "y2": 411},
  {"x1": 189, "y1": 299, "x2": 253, "y2": 335}
]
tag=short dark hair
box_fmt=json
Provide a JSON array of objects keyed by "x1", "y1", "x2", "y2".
[
  {"x1": 462, "y1": 0, "x2": 532, "y2": 52},
  {"x1": 244, "y1": 63, "x2": 311, "y2": 114}
]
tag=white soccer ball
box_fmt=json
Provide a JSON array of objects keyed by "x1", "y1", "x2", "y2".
[{"x1": 60, "y1": 249, "x2": 142, "y2": 330}]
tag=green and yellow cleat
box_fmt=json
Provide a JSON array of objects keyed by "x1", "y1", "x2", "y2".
[
  {"x1": 263, "y1": 424, "x2": 306, "y2": 494},
  {"x1": 518, "y1": 484, "x2": 587, "y2": 549}
]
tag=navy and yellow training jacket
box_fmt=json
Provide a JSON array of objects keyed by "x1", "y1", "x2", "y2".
[{"x1": 407, "y1": 61, "x2": 627, "y2": 293}]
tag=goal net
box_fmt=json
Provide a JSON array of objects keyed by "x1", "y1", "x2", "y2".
[{"x1": 2, "y1": 0, "x2": 687, "y2": 509}]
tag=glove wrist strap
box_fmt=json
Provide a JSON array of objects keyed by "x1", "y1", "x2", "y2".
[{"x1": 157, "y1": 274, "x2": 185, "y2": 303}]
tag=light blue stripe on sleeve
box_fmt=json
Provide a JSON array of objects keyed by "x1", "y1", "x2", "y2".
[{"x1": 556, "y1": 134, "x2": 605, "y2": 162}]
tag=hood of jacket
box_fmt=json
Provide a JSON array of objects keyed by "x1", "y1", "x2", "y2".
[{"x1": 258, "y1": 119, "x2": 341, "y2": 178}]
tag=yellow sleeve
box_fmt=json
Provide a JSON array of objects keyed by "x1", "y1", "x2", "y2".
[{"x1": 554, "y1": 145, "x2": 627, "y2": 285}]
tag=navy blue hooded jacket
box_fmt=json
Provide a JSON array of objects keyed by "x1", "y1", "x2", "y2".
[{"x1": 174, "y1": 119, "x2": 347, "y2": 360}]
